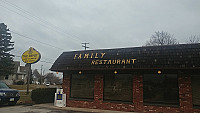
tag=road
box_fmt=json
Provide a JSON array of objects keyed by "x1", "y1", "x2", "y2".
[{"x1": 19, "y1": 90, "x2": 32, "y2": 92}]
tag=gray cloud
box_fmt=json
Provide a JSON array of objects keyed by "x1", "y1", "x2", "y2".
[{"x1": 0, "y1": 0, "x2": 200, "y2": 76}]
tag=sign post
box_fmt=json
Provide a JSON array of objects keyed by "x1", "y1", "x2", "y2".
[
  {"x1": 25, "y1": 63, "x2": 31, "y2": 94},
  {"x1": 22, "y1": 47, "x2": 41, "y2": 94}
]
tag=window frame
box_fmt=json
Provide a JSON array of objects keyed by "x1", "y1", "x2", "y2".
[
  {"x1": 143, "y1": 74, "x2": 179, "y2": 106},
  {"x1": 69, "y1": 74, "x2": 95, "y2": 100},
  {"x1": 103, "y1": 74, "x2": 133, "y2": 103},
  {"x1": 191, "y1": 75, "x2": 200, "y2": 108}
]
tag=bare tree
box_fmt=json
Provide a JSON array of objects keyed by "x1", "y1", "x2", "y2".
[
  {"x1": 45, "y1": 73, "x2": 61, "y2": 85},
  {"x1": 32, "y1": 69, "x2": 44, "y2": 84},
  {"x1": 186, "y1": 35, "x2": 200, "y2": 44},
  {"x1": 145, "y1": 31, "x2": 179, "y2": 46},
  {"x1": 33, "y1": 69, "x2": 40, "y2": 78}
]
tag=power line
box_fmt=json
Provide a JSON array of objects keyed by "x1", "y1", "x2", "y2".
[
  {"x1": 40, "y1": 60, "x2": 54, "y2": 64},
  {"x1": 14, "y1": 55, "x2": 54, "y2": 64},
  {"x1": 12, "y1": 48, "x2": 54, "y2": 59},
  {"x1": 11, "y1": 30, "x2": 64, "y2": 50},
  {"x1": 0, "y1": 3, "x2": 80, "y2": 46},
  {"x1": 0, "y1": 0, "x2": 99, "y2": 48},
  {"x1": 14, "y1": 54, "x2": 54, "y2": 62},
  {"x1": 0, "y1": 0, "x2": 77, "y2": 40},
  {"x1": 0, "y1": 0, "x2": 98, "y2": 48}
]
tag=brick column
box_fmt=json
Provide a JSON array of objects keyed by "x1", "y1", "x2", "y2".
[
  {"x1": 94, "y1": 74, "x2": 104, "y2": 108},
  {"x1": 133, "y1": 75, "x2": 144, "y2": 112},
  {"x1": 178, "y1": 75, "x2": 193, "y2": 112},
  {"x1": 62, "y1": 72, "x2": 71, "y2": 105}
]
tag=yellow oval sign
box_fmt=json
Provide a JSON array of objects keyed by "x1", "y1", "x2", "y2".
[{"x1": 21, "y1": 47, "x2": 41, "y2": 64}]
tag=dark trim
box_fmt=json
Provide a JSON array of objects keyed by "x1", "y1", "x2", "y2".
[
  {"x1": 69, "y1": 74, "x2": 72, "y2": 98},
  {"x1": 143, "y1": 103, "x2": 179, "y2": 108},
  {"x1": 68, "y1": 98, "x2": 94, "y2": 102},
  {"x1": 193, "y1": 105, "x2": 200, "y2": 109},
  {"x1": 60, "y1": 69, "x2": 200, "y2": 75},
  {"x1": 53, "y1": 68, "x2": 200, "y2": 73},
  {"x1": 103, "y1": 100, "x2": 133, "y2": 104}
]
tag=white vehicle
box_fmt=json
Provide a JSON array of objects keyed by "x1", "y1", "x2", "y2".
[{"x1": 45, "y1": 82, "x2": 50, "y2": 86}]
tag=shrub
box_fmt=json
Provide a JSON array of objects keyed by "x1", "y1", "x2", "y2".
[
  {"x1": 16, "y1": 81, "x2": 24, "y2": 85},
  {"x1": 31, "y1": 88, "x2": 56, "y2": 104}
]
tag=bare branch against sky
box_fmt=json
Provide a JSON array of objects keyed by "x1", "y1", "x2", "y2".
[
  {"x1": 145, "y1": 31, "x2": 178, "y2": 46},
  {"x1": 186, "y1": 35, "x2": 200, "y2": 44}
]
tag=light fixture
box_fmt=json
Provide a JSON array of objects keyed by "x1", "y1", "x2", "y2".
[
  {"x1": 79, "y1": 71, "x2": 82, "y2": 74},
  {"x1": 158, "y1": 70, "x2": 162, "y2": 74},
  {"x1": 114, "y1": 70, "x2": 118, "y2": 74}
]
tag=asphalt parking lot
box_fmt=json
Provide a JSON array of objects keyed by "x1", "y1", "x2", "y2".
[
  {"x1": 0, "y1": 104, "x2": 91, "y2": 113},
  {"x1": 0, "y1": 103, "x2": 135, "y2": 113}
]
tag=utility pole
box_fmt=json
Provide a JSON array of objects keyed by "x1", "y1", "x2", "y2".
[
  {"x1": 82, "y1": 42, "x2": 89, "y2": 50},
  {"x1": 40, "y1": 65, "x2": 43, "y2": 85}
]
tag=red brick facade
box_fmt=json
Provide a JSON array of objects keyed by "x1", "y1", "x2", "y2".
[{"x1": 62, "y1": 73, "x2": 200, "y2": 113}]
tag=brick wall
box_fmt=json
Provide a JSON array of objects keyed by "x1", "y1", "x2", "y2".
[{"x1": 63, "y1": 73, "x2": 200, "y2": 113}]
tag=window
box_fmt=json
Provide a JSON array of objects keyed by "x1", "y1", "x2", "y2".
[
  {"x1": 70, "y1": 74, "x2": 94, "y2": 99},
  {"x1": 143, "y1": 74, "x2": 179, "y2": 105},
  {"x1": 104, "y1": 74, "x2": 133, "y2": 102},
  {"x1": 191, "y1": 75, "x2": 200, "y2": 107}
]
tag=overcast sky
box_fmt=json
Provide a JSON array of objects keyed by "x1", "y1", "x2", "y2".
[{"x1": 0, "y1": 0, "x2": 200, "y2": 77}]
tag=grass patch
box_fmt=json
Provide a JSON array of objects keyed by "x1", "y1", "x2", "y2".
[{"x1": 8, "y1": 84, "x2": 47, "y2": 90}]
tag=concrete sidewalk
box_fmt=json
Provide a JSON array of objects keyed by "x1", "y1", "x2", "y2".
[{"x1": 33, "y1": 103, "x2": 138, "y2": 113}]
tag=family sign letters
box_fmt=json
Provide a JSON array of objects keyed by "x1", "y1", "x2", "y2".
[{"x1": 74, "y1": 52, "x2": 136, "y2": 65}]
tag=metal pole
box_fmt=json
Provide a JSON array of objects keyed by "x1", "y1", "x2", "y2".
[{"x1": 26, "y1": 63, "x2": 31, "y2": 94}]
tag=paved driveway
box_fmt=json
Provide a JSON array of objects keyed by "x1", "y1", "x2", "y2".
[
  {"x1": 0, "y1": 104, "x2": 136, "y2": 113},
  {"x1": 0, "y1": 105, "x2": 90, "y2": 113}
]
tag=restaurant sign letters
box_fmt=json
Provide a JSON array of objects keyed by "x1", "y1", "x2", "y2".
[
  {"x1": 74, "y1": 52, "x2": 136, "y2": 65},
  {"x1": 22, "y1": 47, "x2": 41, "y2": 64}
]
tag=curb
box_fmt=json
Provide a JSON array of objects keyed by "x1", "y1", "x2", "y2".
[{"x1": 33, "y1": 103, "x2": 139, "y2": 113}]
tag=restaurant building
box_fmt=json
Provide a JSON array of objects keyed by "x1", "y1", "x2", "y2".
[{"x1": 50, "y1": 43, "x2": 200, "y2": 113}]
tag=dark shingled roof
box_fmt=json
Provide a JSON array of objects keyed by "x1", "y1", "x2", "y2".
[{"x1": 50, "y1": 43, "x2": 200, "y2": 72}]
